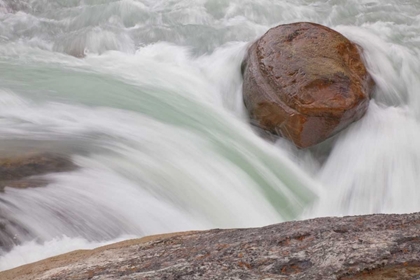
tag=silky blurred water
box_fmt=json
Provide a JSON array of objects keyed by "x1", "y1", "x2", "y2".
[{"x1": 0, "y1": 0, "x2": 419, "y2": 270}]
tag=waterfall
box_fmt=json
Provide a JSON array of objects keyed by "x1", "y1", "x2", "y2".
[{"x1": 0, "y1": 0, "x2": 419, "y2": 270}]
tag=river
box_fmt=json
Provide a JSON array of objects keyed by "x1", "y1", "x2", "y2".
[{"x1": 0, "y1": 0, "x2": 419, "y2": 270}]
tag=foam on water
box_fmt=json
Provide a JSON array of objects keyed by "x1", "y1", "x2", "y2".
[{"x1": 0, "y1": 0, "x2": 419, "y2": 271}]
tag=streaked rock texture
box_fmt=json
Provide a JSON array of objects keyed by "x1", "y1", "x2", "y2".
[
  {"x1": 2, "y1": 212, "x2": 420, "y2": 279},
  {"x1": 243, "y1": 22, "x2": 374, "y2": 148}
]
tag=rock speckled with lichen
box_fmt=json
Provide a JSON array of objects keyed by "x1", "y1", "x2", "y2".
[{"x1": 1, "y1": 213, "x2": 420, "y2": 279}]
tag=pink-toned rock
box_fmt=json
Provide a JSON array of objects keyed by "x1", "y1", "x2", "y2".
[
  {"x1": 2, "y1": 213, "x2": 420, "y2": 279},
  {"x1": 243, "y1": 22, "x2": 374, "y2": 148}
]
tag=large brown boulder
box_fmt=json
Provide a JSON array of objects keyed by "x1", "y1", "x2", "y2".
[{"x1": 243, "y1": 22, "x2": 374, "y2": 148}]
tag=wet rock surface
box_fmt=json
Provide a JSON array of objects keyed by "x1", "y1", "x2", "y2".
[
  {"x1": 0, "y1": 153, "x2": 77, "y2": 251},
  {"x1": 2, "y1": 212, "x2": 420, "y2": 279},
  {"x1": 243, "y1": 22, "x2": 374, "y2": 148},
  {"x1": 0, "y1": 153, "x2": 76, "y2": 192}
]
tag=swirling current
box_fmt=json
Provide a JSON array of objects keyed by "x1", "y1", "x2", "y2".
[{"x1": 0, "y1": 0, "x2": 420, "y2": 270}]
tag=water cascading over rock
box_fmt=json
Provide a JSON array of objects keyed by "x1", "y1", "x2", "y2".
[{"x1": 242, "y1": 22, "x2": 375, "y2": 148}]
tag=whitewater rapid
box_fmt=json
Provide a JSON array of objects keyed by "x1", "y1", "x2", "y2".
[{"x1": 0, "y1": 0, "x2": 420, "y2": 270}]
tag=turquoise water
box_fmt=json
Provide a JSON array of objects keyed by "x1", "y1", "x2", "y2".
[{"x1": 0, "y1": 0, "x2": 420, "y2": 269}]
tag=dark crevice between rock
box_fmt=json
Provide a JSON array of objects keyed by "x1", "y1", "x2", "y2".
[{"x1": 271, "y1": 259, "x2": 313, "y2": 275}]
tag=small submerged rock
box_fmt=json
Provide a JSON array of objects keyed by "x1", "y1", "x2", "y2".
[
  {"x1": 0, "y1": 153, "x2": 77, "y2": 251},
  {"x1": 243, "y1": 22, "x2": 375, "y2": 148},
  {"x1": 0, "y1": 153, "x2": 77, "y2": 191}
]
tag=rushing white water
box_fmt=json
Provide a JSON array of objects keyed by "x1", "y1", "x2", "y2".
[{"x1": 0, "y1": 0, "x2": 419, "y2": 271}]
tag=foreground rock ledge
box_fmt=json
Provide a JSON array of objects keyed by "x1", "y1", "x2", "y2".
[
  {"x1": 2, "y1": 213, "x2": 420, "y2": 279},
  {"x1": 243, "y1": 22, "x2": 374, "y2": 148}
]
